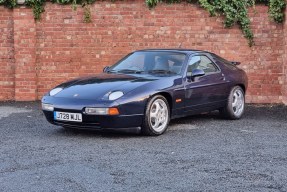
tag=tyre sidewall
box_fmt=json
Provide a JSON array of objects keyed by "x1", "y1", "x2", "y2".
[
  {"x1": 142, "y1": 95, "x2": 170, "y2": 136},
  {"x1": 227, "y1": 86, "x2": 245, "y2": 119}
]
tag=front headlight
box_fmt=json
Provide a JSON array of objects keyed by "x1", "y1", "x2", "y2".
[
  {"x1": 108, "y1": 91, "x2": 124, "y2": 100},
  {"x1": 42, "y1": 103, "x2": 54, "y2": 111},
  {"x1": 49, "y1": 87, "x2": 63, "y2": 96}
]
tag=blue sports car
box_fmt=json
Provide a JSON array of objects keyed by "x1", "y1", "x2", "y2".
[{"x1": 42, "y1": 49, "x2": 248, "y2": 135}]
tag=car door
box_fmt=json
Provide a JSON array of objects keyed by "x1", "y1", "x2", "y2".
[{"x1": 184, "y1": 54, "x2": 228, "y2": 113}]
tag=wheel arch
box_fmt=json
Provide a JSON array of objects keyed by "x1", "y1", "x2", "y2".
[{"x1": 236, "y1": 84, "x2": 246, "y2": 93}]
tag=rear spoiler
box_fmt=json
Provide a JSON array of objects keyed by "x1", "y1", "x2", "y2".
[{"x1": 230, "y1": 61, "x2": 241, "y2": 65}]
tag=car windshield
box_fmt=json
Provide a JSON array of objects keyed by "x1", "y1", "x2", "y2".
[{"x1": 108, "y1": 51, "x2": 186, "y2": 75}]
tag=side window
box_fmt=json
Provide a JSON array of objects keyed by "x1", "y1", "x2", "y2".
[
  {"x1": 197, "y1": 56, "x2": 218, "y2": 73},
  {"x1": 187, "y1": 56, "x2": 201, "y2": 73},
  {"x1": 187, "y1": 55, "x2": 218, "y2": 74}
]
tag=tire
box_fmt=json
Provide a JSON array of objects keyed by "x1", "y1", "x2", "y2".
[
  {"x1": 220, "y1": 86, "x2": 245, "y2": 120},
  {"x1": 141, "y1": 95, "x2": 170, "y2": 136}
]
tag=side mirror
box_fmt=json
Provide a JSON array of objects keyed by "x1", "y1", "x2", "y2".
[
  {"x1": 103, "y1": 66, "x2": 110, "y2": 73},
  {"x1": 192, "y1": 69, "x2": 205, "y2": 77},
  {"x1": 187, "y1": 69, "x2": 205, "y2": 81}
]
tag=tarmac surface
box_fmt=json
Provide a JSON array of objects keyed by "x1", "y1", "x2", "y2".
[{"x1": 0, "y1": 101, "x2": 286, "y2": 192}]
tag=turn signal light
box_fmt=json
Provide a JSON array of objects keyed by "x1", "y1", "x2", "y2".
[{"x1": 108, "y1": 108, "x2": 119, "y2": 115}]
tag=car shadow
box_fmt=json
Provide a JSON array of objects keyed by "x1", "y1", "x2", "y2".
[
  {"x1": 54, "y1": 126, "x2": 141, "y2": 138},
  {"x1": 169, "y1": 111, "x2": 222, "y2": 125},
  {"x1": 52, "y1": 111, "x2": 223, "y2": 138}
]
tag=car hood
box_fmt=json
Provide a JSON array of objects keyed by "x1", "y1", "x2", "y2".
[{"x1": 53, "y1": 73, "x2": 157, "y2": 100}]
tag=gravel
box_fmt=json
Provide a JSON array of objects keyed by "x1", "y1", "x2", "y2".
[{"x1": 0, "y1": 101, "x2": 286, "y2": 192}]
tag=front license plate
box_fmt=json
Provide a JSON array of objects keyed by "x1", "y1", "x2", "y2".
[{"x1": 54, "y1": 111, "x2": 82, "y2": 122}]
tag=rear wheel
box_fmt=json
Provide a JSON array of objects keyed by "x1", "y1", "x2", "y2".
[
  {"x1": 220, "y1": 86, "x2": 245, "y2": 119},
  {"x1": 141, "y1": 95, "x2": 170, "y2": 136}
]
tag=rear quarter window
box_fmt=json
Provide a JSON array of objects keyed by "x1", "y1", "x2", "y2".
[{"x1": 212, "y1": 54, "x2": 238, "y2": 71}]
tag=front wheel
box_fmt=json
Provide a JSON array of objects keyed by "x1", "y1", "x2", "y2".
[
  {"x1": 141, "y1": 95, "x2": 170, "y2": 136},
  {"x1": 220, "y1": 86, "x2": 245, "y2": 120}
]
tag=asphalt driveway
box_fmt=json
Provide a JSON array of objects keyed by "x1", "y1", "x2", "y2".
[{"x1": 0, "y1": 102, "x2": 286, "y2": 192}]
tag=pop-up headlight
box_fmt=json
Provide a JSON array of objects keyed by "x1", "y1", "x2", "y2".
[
  {"x1": 108, "y1": 91, "x2": 124, "y2": 100},
  {"x1": 49, "y1": 87, "x2": 63, "y2": 96}
]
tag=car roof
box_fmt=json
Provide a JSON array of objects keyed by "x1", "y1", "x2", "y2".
[{"x1": 135, "y1": 49, "x2": 207, "y2": 54}]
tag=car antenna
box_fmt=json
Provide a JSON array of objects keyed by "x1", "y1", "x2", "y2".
[{"x1": 178, "y1": 43, "x2": 182, "y2": 48}]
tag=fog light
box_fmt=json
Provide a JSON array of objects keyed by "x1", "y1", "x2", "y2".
[
  {"x1": 42, "y1": 103, "x2": 54, "y2": 111},
  {"x1": 85, "y1": 107, "x2": 119, "y2": 115},
  {"x1": 85, "y1": 108, "x2": 108, "y2": 115}
]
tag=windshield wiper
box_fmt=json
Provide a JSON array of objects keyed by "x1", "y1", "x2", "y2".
[
  {"x1": 106, "y1": 69, "x2": 117, "y2": 73},
  {"x1": 148, "y1": 70, "x2": 176, "y2": 74},
  {"x1": 115, "y1": 69, "x2": 144, "y2": 74}
]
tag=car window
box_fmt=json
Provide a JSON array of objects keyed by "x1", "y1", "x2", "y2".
[
  {"x1": 187, "y1": 56, "x2": 201, "y2": 73},
  {"x1": 111, "y1": 54, "x2": 145, "y2": 71},
  {"x1": 211, "y1": 54, "x2": 237, "y2": 71},
  {"x1": 109, "y1": 52, "x2": 186, "y2": 75},
  {"x1": 187, "y1": 55, "x2": 218, "y2": 74}
]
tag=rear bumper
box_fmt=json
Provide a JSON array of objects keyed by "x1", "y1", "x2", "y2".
[{"x1": 43, "y1": 110, "x2": 143, "y2": 130}]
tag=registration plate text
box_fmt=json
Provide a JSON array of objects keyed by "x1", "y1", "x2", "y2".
[{"x1": 54, "y1": 111, "x2": 82, "y2": 122}]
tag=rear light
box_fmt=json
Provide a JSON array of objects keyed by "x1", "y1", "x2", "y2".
[{"x1": 85, "y1": 107, "x2": 119, "y2": 115}]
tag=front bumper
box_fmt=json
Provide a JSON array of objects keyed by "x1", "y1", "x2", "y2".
[
  {"x1": 42, "y1": 95, "x2": 146, "y2": 131},
  {"x1": 43, "y1": 109, "x2": 143, "y2": 130}
]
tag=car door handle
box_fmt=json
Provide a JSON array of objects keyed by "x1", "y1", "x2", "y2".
[{"x1": 220, "y1": 74, "x2": 225, "y2": 80}]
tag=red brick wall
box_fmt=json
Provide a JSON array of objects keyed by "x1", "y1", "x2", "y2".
[
  {"x1": 246, "y1": 7, "x2": 284, "y2": 103},
  {"x1": 0, "y1": 8, "x2": 14, "y2": 100},
  {"x1": 14, "y1": 7, "x2": 37, "y2": 101},
  {"x1": 0, "y1": 1, "x2": 286, "y2": 103},
  {"x1": 283, "y1": 7, "x2": 287, "y2": 105}
]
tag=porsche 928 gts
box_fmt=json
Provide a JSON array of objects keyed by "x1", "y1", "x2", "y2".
[{"x1": 42, "y1": 49, "x2": 248, "y2": 135}]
